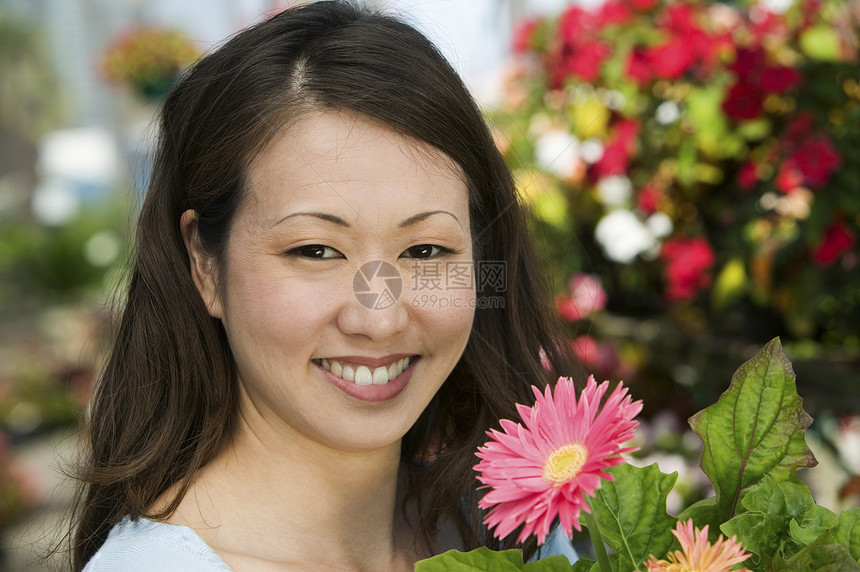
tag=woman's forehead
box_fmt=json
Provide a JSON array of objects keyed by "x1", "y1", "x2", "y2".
[
  {"x1": 240, "y1": 110, "x2": 470, "y2": 223},
  {"x1": 256, "y1": 111, "x2": 461, "y2": 171},
  {"x1": 249, "y1": 112, "x2": 464, "y2": 190}
]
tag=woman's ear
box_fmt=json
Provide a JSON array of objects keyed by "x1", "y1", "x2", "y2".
[{"x1": 180, "y1": 209, "x2": 224, "y2": 319}]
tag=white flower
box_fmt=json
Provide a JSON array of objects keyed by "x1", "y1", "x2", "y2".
[
  {"x1": 758, "y1": 0, "x2": 794, "y2": 14},
  {"x1": 580, "y1": 138, "x2": 605, "y2": 164},
  {"x1": 646, "y1": 212, "x2": 674, "y2": 238},
  {"x1": 758, "y1": 192, "x2": 779, "y2": 211},
  {"x1": 595, "y1": 209, "x2": 657, "y2": 264},
  {"x1": 534, "y1": 129, "x2": 581, "y2": 180},
  {"x1": 527, "y1": 113, "x2": 553, "y2": 139},
  {"x1": 596, "y1": 175, "x2": 633, "y2": 206},
  {"x1": 573, "y1": 84, "x2": 595, "y2": 102},
  {"x1": 774, "y1": 188, "x2": 813, "y2": 220},
  {"x1": 604, "y1": 89, "x2": 626, "y2": 111},
  {"x1": 656, "y1": 101, "x2": 681, "y2": 125}
]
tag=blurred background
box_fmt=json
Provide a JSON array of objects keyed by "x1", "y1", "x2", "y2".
[{"x1": 0, "y1": 0, "x2": 857, "y2": 569}]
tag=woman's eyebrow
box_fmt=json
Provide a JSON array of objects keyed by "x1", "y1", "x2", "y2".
[
  {"x1": 398, "y1": 210, "x2": 461, "y2": 228},
  {"x1": 272, "y1": 210, "x2": 461, "y2": 229},
  {"x1": 271, "y1": 211, "x2": 351, "y2": 228}
]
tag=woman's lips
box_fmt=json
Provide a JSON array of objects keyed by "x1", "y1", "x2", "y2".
[
  {"x1": 314, "y1": 356, "x2": 419, "y2": 402},
  {"x1": 316, "y1": 355, "x2": 412, "y2": 385}
]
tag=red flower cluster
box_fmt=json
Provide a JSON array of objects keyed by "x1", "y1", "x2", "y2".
[
  {"x1": 593, "y1": 119, "x2": 640, "y2": 179},
  {"x1": 549, "y1": 6, "x2": 609, "y2": 86},
  {"x1": 661, "y1": 238, "x2": 715, "y2": 302},
  {"x1": 636, "y1": 183, "x2": 662, "y2": 214},
  {"x1": 500, "y1": 0, "x2": 860, "y2": 342},
  {"x1": 625, "y1": 3, "x2": 732, "y2": 85},
  {"x1": 722, "y1": 48, "x2": 801, "y2": 120},
  {"x1": 570, "y1": 335, "x2": 621, "y2": 377},
  {"x1": 545, "y1": 0, "x2": 735, "y2": 88},
  {"x1": 736, "y1": 162, "x2": 759, "y2": 191},
  {"x1": 543, "y1": 0, "x2": 673, "y2": 87},
  {"x1": 774, "y1": 115, "x2": 841, "y2": 193},
  {"x1": 556, "y1": 273, "x2": 608, "y2": 321},
  {"x1": 513, "y1": 18, "x2": 540, "y2": 54},
  {"x1": 776, "y1": 135, "x2": 841, "y2": 192},
  {"x1": 814, "y1": 221, "x2": 856, "y2": 267},
  {"x1": 739, "y1": 115, "x2": 841, "y2": 194}
]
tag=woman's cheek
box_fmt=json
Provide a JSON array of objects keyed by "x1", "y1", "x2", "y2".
[
  {"x1": 224, "y1": 267, "x2": 343, "y2": 337},
  {"x1": 417, "y1": 289, "x2": 476, "y2": 341}
]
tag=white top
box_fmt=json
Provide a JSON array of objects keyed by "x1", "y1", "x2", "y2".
[
  {"x1": 83, "y1": 516, "x2": 232, "y2": 571},
  {"x1": 84, "y1": 515, "x2": 578, "y2": 570}
]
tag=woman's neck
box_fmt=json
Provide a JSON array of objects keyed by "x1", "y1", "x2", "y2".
[{"x1": 163, "y1": 415, "x2": 420, "y2": 570}]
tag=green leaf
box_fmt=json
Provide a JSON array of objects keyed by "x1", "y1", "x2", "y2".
[
  {"x1": 606, "y1": 553, "x2": 632, "y2": 572},
  {"x1": 526, "y1": 554, "x2": 576, "y2": 571},
  {"x1": 800, "y1": 26, "x2": 842, "y2": 62},
  {"x1": 415, "y1": 547, "x2": 521, "y2": 571},
  {"x1": 833, "y1": 508, "x2": 860, "y2": 561},
  {"x1": 533, "y1": 186, "x2": 569, "y2": 228},
  {"x1": 686, "y1": 86, "x2": 728, "y2": 157},
  {"x1": 789, "y1": 504, "x2": 839, "y2": 548},
  {"x1": 688, "y1": 338, "x2": 817, "y2": 528},
  {"x1": 779, "y1": 531, "x2": 860, "y2": 571},
  {"x1": 721, "y1": 477, "x2": 789, "y2": 564},
  {"x1": 589, "y1": 463, "x2": 678, "y2": 571},
  {"x1": 721, "y1": 475, "x2": 836, "y2": 565},
  {"x1": 570, "y1": 559, "x2": 596, "y2": 571},
  {"x1": 694, "y1": 163, "x2": 724, "y2": 185},
  {"x1": 580, "y1": 554, "x2": 634, "y2": 572},
  {"x1": 415, "y1": 548, "x2": 571, "y2": 571},
  {"x1": 711, "y1": 258, "x2": 748, "y2": 313},
  {"x1": 676, "y1": 138, "x2": 698, "y2": 187},
  {"x1": 736, "y1": 117, "x2": 772, "y2": 141},
  {"x1": 677, "y1": 497, "x2": 717, "y2": 528}
]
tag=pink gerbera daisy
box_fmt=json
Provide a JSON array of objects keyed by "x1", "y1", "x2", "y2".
[
  {"x1": 474, "y1": 375, "x2": 642, "y2": 544},
  {"x1": 643, "y1": 520, "x2": 751, "y2": 572}
]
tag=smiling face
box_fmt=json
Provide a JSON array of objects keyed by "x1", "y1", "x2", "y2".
[{"x1": 185, "y1": 111, "x2": 476, "y2": 453}]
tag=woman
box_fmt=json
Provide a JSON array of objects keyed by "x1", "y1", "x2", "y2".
[{"x1": 72, "y1": 2, "x2": 582, "y2": 570}]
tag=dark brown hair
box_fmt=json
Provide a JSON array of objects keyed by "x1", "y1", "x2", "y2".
[{"x1": 70, "y1": 2, "x2": 582, "y2": 568}]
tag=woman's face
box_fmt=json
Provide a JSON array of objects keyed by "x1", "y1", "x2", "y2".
[{"x1": 190, "y1": 111, "x2": 476, "y2": 453}]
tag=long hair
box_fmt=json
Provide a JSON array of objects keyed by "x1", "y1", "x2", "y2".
[{"x1": 70, "y1": 2, "x2": 582, "y2": 568}]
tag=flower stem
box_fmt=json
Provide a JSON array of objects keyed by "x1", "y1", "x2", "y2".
[{"x1": 584, "y1": 503, "x2": 613, "y2": 572}]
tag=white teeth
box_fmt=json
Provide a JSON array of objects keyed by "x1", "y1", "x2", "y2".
[
  {"x1": 342, "y1": 365, "x2": 355, "y2": 382},
  {"x1": 318, "y1": 357, "x2": 414, "y2": 385},
  {"x1": 354, "y1": 365, "x2": 373, "y2": 386},
  {"x1": 373, "y1": 366, "x2": 389, "y2": 385}
]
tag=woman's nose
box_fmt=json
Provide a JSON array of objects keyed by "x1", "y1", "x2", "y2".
[{"x1": 336, "y1": 260, "x2": 409, "y2": 341}]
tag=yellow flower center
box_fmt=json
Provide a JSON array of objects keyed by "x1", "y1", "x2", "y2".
[{"x1": 542, "y1": 443, "x2": 588, "y2": 485}]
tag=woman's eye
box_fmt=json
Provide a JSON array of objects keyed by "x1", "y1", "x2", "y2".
[
  {"x1": 288, "y1": 244, "x2": 342, "y2": 259},
  {"x1": 402, "y1": 244, "x2": 450, "y2": 259}
]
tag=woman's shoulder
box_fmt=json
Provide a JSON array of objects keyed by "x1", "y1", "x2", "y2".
[{"x1": 83, "y1": 516, "x2": 233, "y2": 571}]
